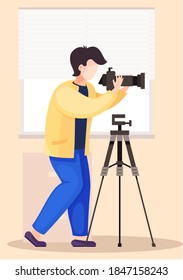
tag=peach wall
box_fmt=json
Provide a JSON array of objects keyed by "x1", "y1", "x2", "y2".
[{"x1": 0, "y1": 0, "x2": 182, "y2": 258}]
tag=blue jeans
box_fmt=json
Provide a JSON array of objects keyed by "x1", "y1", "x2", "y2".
[{"x1": 32, "y1": 149, "x2": 90, "y2": 236}]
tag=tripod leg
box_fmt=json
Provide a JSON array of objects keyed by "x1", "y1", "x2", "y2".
[
  {"x1": 135, "y1": 176, "x2": 156, "y2": 247},
  {"x1": 118, "y1": 176, "x2": 122, "y2": 247},
  {"x1": 86, "y1": 134, "x2": 116, "y2": 243},
  {"x1": 124, "y1": 135, "x2": 139, "y2": 176},
  {"x1": 124, "y1": 135, "x2": 156, "y2": 247},
  {"x1": 101, "y1": 135, "x2": 116, "y2": 176},
  {"x1": 117, "y1": 135, "x2": 123, "y2": 247},
  {"x1": 86, "y1": 176, "x2": 105, "y2": 242}
]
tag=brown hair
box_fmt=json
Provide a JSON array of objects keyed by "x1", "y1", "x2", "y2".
[{"x1": 70, "y1": 46, "x2": 107, "y2": 76}]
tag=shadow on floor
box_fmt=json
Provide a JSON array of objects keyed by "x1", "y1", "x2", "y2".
[{"x1": 7, "y1": 236, "x2": 182, "y2": 253}]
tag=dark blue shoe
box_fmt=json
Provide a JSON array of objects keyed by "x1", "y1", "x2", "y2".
[
  {"x1": 71, "y1": 239, "x2": 96, "y2": 247},
  {"x1": 24, "y1": 231, "x2": 47, "y2": 247}
]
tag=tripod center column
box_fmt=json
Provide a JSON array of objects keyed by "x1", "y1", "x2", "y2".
[{"x1": 117, "y1": 135, "x2": 123, "y2": 176}]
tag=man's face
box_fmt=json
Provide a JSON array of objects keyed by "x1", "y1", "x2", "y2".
[{"x1": 78, "y1": 59, "x2": 98, "y2": 80}]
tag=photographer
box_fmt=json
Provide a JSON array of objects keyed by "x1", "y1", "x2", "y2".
[{"x1": 25, "y1": 46, "x2": 128, "y2": 247}]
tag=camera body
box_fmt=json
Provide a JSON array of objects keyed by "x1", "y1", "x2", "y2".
[{"x1": 99, "y1": 67, "x2": 145, "y2": 90}]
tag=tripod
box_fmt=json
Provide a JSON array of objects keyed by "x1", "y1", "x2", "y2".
[{"x1": 86, "y1": 114, "x2": 156, "y2": 247}]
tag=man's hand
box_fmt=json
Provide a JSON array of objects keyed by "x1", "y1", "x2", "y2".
[{"x1": 112, "y1": 76, "x2": 129, "y2": 94}]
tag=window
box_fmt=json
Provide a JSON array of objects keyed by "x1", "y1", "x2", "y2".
[{"x1": 19, "y1": 8, "x2": 155, "y2": 135}]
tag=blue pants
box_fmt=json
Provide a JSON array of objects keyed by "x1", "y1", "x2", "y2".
[{"x1": 32, "y1": 149, "x2": 90, "y2": 236}]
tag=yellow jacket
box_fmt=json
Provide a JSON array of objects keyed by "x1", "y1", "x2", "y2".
[{"x1": 45, "y1": 80, "x2": 127, "y2": 158}]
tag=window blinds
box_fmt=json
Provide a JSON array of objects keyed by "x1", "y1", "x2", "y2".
[
  {"x1": 19, "y1": 8, "x2": 155, "y2": 135},
  {"x1": 19, "y1": 9, "x2": 155, "y2": 80}
]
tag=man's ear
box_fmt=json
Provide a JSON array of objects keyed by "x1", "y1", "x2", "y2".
[{"x1": 78, "y1": 64, "x2": 84, "y2": 72}]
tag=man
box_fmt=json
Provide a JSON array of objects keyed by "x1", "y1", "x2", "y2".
[{"x1": 25, "y1": 46, "x2": 128, "y2": 247}]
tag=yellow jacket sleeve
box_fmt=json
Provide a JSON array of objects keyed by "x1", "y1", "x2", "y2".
[
  {"x1": 95, "y1": 90, "x2": 127, "y2": 109},
  {"x1": 54, "y1": 86, "x2": 121, "y2": 118}
]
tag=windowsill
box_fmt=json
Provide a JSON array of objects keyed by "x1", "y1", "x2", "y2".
[{"x1": 19, "y1": 133, "x2": 155, "y2": 139}]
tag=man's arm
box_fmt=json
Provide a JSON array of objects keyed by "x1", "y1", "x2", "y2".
[
  {"x1": 93, "y1": 76, "x2": 128, "y2": 109},
  {"x1": 54, "y1": 86, "x2": 119, "y2": 118}
]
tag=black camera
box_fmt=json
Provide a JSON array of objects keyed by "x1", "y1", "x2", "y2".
[{"x1": 99, "y1": 67, "x2": 145, "y2": 90}]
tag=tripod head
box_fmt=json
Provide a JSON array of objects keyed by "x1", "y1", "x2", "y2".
[{"x1": 112, "y1": 114, "x2": 132, "y2": 132}]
